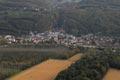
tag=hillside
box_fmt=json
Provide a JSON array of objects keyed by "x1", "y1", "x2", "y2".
[
  {"x1": 0, "y1": 0, "x2": 120, "y2": 36},
  {"x1": 0, "y1": 0, "x2": 56, "y2": 35},
  {"x1": 55, "y1": 0, "x2": 120, "y2": 36}
]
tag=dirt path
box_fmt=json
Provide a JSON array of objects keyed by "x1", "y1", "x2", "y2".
[
  {"x1": 8, "y1": 54, "x2": 82, "y2": 80},
  {"x1": 103, "y1": 69, "x2": 120, "y2": 80}
]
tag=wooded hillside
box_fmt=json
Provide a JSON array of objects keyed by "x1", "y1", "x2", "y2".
[{"x1": 0, "y1": 0, "x2": 120, "y2": 36}]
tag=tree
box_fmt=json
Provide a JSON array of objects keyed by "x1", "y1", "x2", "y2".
[{"x1": 0, "y1": 38, "x2": 8, "y2": 45}]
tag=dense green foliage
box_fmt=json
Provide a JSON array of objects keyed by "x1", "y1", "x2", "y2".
[
  {"x1": 57, "y1": 9, "x2": 120, "y2": 36},
  {"x1": 0, "y1": 0, "x2": 119, "y2": 36},
  {"x1": 55, "y1": 49, "x2": 120, "y2": 80},
  {"x1": 55, "y1": 0, "x2": 120, "y2": 36},
  {"x1": 0, "y1": 0, "x2": 55, "y2": 35}
]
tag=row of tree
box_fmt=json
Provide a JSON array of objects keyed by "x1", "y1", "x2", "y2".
[{"x1": 55, "y1": 49, "x2": 120, "y2": 80}]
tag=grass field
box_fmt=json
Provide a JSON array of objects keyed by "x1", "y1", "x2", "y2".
[
  {"x1": 8, "y1": 54, "x2": 82, "y2": 80},
  {"x1": 103, "y1": 69, "x2": 120, "y2": 80}
]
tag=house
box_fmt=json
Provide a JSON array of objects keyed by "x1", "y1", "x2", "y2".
[{"x1": 4, "y1": 35, "x2": 16, "y2": 44}]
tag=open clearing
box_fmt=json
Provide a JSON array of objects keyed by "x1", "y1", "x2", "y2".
[
  {"x1": 8, "y1": 54, "x2": 82, "y2": 80},
  {"x1": 103, "y1": 69, "x2": 120, "y2": 80}
]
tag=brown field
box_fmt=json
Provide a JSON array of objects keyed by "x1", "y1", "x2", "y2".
[
  {"x1": 103, "y1": 69, "x2": 120, "y2": 80},
  {"x1": 8, "y1": 54, "x2": 82, "y2": 80},
  {"x1": 68, "y1": 54, "x2": 82, "y2": 62}
]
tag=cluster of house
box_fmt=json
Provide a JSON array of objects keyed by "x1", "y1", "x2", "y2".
[
  {"x1": 2, "y1": 30, "x2": 77, "y2": 46},
  {"x1": 8, "y1": 6, "x2": 48, "y2": 12},
  {"x1": 78, "y1": 34, "x2": 120, "y2": 49},
  {"x1": 1, "y1": 30, "x2": 120, "y2": 48}
]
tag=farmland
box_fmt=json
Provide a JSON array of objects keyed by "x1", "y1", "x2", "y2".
[
  {"x1": 0, "y1": 47, "x2": 79, "y2": 80},
  {"x1": 9, "y1": 54, "x2": 83, "y2": 80},
  {"x1": 55, "y1": 49, "x2": 120, "y2": 80},
  {"x1": 103, "y1": 69, "x2": 120, "y2": 80}
]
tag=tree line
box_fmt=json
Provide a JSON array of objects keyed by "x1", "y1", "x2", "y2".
[{"x1": 55, "y1": 49, "x2": 120, "y2": 80}]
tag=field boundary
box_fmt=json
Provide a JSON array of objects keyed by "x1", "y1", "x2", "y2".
[
  {"x1": 103, "y1": 69, "x2": 120, "y2": 80},
  {"x1": 8, "y1": 53, "x2": 83, "y2": 80}
]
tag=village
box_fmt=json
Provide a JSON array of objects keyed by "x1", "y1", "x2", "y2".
[{"x1": 0, "y1": 29, "x2": 120, "y2": 49}]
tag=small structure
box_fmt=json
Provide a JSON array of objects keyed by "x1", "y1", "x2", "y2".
[{"x1": 4, "y1": 35, "x2": 16, "y2": 44}]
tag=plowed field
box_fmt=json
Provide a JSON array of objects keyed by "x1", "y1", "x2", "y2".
[
  {"x1": 9, "y1": 54, "x2": 82, "y2": 80},
  {"x1": 103, "y1": 69, "x2": 120, "y2": 80}
]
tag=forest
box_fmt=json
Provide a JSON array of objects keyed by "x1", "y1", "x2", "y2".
[
  {"x1": 0, "y1": 0, "x2": 119, "y2": 36},
  {"x1": 55, "y1": 49, "x2": 120, "y2": 80}
]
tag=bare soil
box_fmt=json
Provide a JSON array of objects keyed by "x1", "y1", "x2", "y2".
[
  {"x1": 8, "y1": 54, "x2": 82, "y2": 80},
  {"x1": 103, "y1": 69, "x2": 120, "y2": 80}
]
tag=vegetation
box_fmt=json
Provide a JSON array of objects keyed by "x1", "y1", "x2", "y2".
[
  {"x1": 0, "y1": 38, "x2": 8, "y2": 45},
  {"x1": 55, "y1": 0, "x2": 120, "y2": 36},
  {"x1": 0, "y1": 47, "x2": 80, "y2": 80},
  {"x1": 55, "y1": 49, "x2": 120, "y2": 80},
  {"x1": 0, "y1": 0, "x2": 56, "y2": 35},
  {"x1": 0, "y1": 0, "x2": 119, "y2": 36}
]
